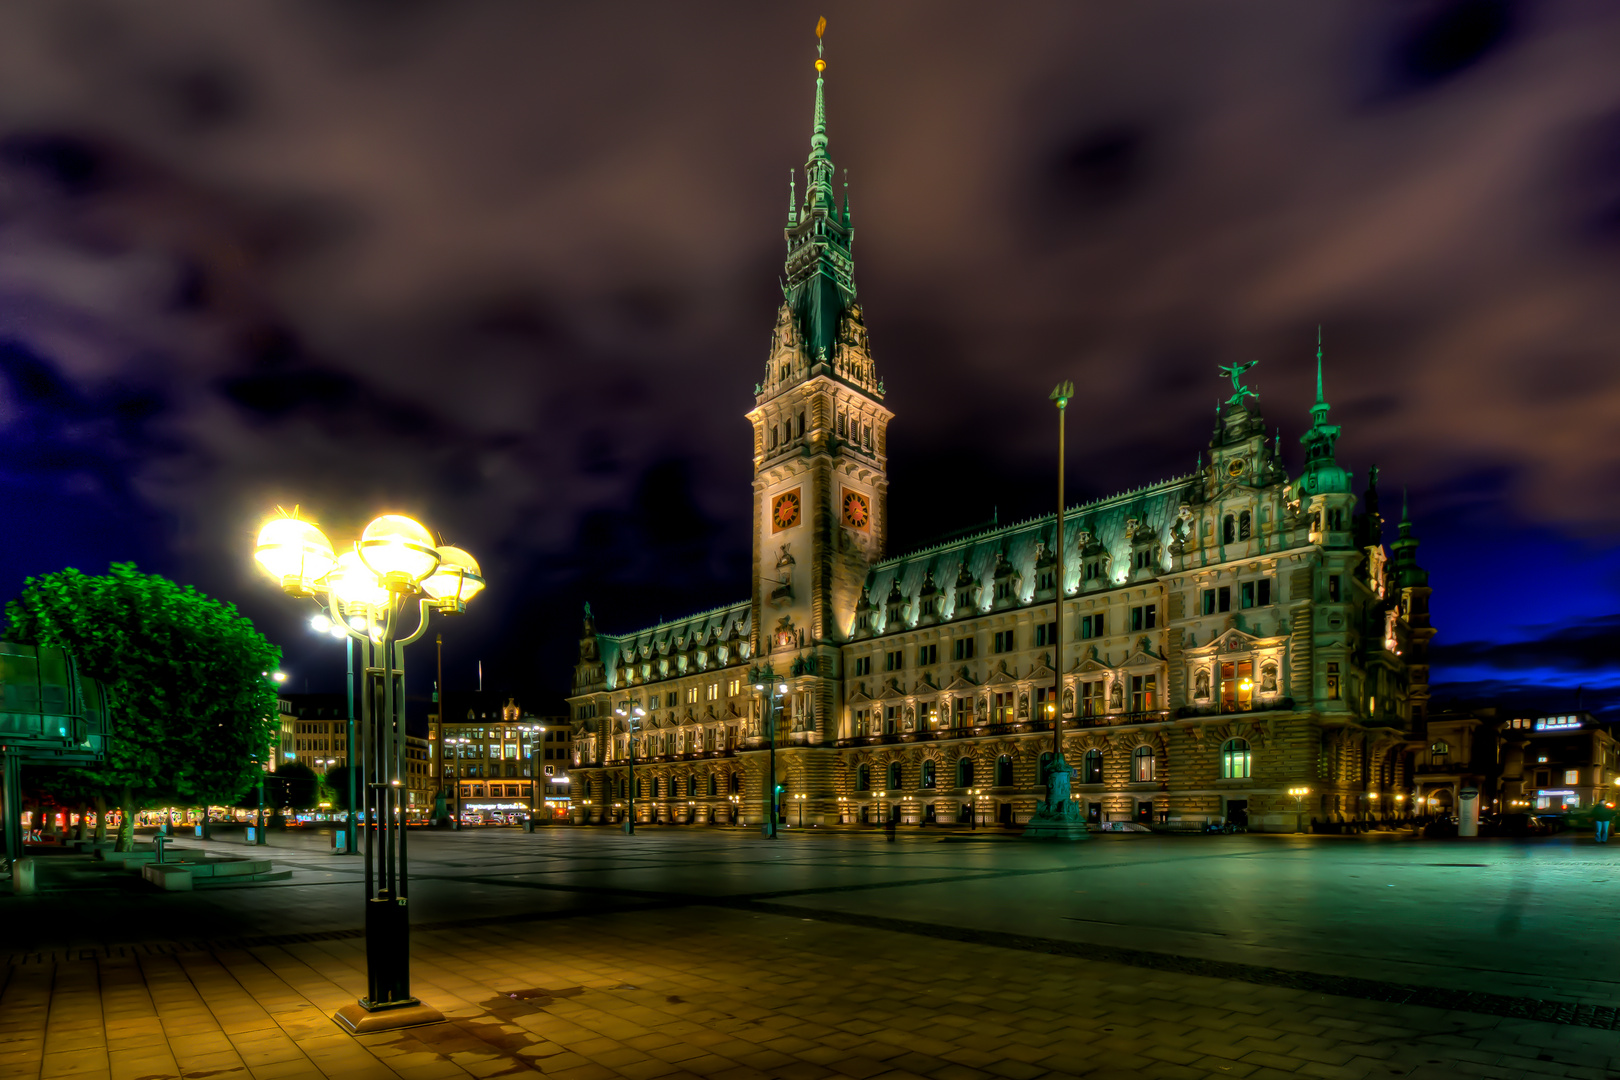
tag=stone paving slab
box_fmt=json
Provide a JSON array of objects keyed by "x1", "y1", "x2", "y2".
[{"x1": 2, "y1": 906, "x2": 1616, "y2": 1080}]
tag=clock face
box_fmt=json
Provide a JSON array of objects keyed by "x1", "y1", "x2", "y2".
[
  {"x1": 1227, "y1": 458, "x2": 1246, "y2": 477},
  {"x1": 842, "y1": 488, "x2": 870, "y2": 530},
  {"x1": 772, "y1": 488, "x2": 801, "y2": 532}
]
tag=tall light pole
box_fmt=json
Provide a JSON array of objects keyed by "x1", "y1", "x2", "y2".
[
  {"x1": 749, "y1": 664, "x2": 787, "y2": 839},
  {"x1": 254, "y1": 509, "x2": 485, "y2": 1034},
  {"x1": 1049, "y1": 381, "x2": 1072, "y2": 771},
  {"x1": 614, "y1": 704, "x2": 644, "y2": 834}
]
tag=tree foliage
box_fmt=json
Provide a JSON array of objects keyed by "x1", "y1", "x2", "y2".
[
  {"x1": 5, "y1": 563, "x2": 283, "y2": 823},
  {"x1": 266, "y1": 761, "x2": 318, "y2": 811}
]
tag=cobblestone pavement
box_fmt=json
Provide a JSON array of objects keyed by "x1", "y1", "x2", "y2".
[
  {"x1": 5, "y1": 903, "x2": 1620, "y2": 1080},
  {"x1": 6, "y1": 828, "x2": 1620, "y2": 1079}
]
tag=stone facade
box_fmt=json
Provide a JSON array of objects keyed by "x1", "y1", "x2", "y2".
[{"x1": 565, "y1": 44, "x2": 1435, "y2": 834}]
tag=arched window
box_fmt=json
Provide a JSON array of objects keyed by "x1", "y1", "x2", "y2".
[
  {"x1": 707, "y1": 773, "x2": 718, "y2": 796},
  {"x1": 1134, "y1": 745, "x2": 1155, "y2": 782},
  {"x1": 1430, "y1": 741, "x2": 1450, "y2": 760},
  {"x1": 856, "y1": 763, "x2": 871, "y2": 791},
  {"x1": 956, "y1": 758, "x2": 975, "y2": 788},
  {"x1": 1039, "y1": 752, "x2": 1054, "y2": 786},
  {"x1": 1082, "y1": 749, "x2": 1103, "y2": 784},
  {"x1": 1222, "y1": 515, "x2": 1236, "y2": 544},
  {"x1": 921, "y1": 760, "x2": 937, "y2": 788},
  {"x1": 996, "y1": 755, "x2": 1014, "y2": 787},
  {"x1": 1238, "y1": 510, "x2": 1252, "y2": 540},
  {"x1": 728, "y1": 773, "x2": 740, "y2": 794},
  {"x1": 635, "y1": 777, "x2": 644, "y2": 798},
  {"x1": 887, "y1": 761, "x2": 902, "y2": 790},
  {"x1": 687, "y1": 775, "x2": 698, "y2": 797},
  {"x1": 1221, "y1": 738, "x2": 1252, "y2": 779}
]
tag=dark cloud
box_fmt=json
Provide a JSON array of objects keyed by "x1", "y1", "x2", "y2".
[
  {"x1": 0, "y1": 1, "x2": 1617, "y2": 704},
  {"x1": 1431, "y1": 615, "x2": 1620, "y2": 675}
]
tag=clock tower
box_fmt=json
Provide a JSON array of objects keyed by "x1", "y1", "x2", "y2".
[{"x1": 746, "y1": 28, "x2": 890, "y2": 745}]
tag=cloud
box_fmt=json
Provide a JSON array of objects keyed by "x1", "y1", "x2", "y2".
[{"x1": 0, "y1": 1, "x2": 1618, "y2": 699}]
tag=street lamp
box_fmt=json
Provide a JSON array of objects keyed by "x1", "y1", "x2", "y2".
[
  {"x1": 517, "y1": 723, "x2": 545, "y2": 825},
  {"x1": 254, "y1": 508, "x2": 485, "y2": 1034},
  {"x1": 1287, "y1": 786, "x2": 1310, "y2": 832},
  {"x1": 793, "y1": 792, "x2": 806, "y2": 828},
  {"x1": 614, "y1": 704, "x2": 645, "y2": 834},
  {"x1": 749, "y1": 665, "x2": 788, "y2": 839}
]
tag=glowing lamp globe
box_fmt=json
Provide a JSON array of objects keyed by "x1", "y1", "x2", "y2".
[
  {"x1": 421, "y1": 545, "x2": 485, "y2": 608},
  {"x1": 328, "y1": 549, "x2": 388, "y2": 612},
  {"x1": 254, "y1": 516, "x2": 336, "y2": 595},
  {"x1": 357, "y1": 514, "x2": 439, "y2": 585}
]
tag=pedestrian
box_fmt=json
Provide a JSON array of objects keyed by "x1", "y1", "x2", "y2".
[
  {"x1": 1593, "y1": 801, "x2": 1615, "y2": 844},
  {"x1": 885, "y1": 814, "x2": 896, "y2": 843}
]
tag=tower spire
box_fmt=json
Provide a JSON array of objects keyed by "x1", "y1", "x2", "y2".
[
  {"x1": 811, "y1": 16, "x2": 829, "y2": 162},
  {"x1": 1298, "y1": 327, "x2": 1349, "y2": 494},
  {"x1": 787, "y1": 170, "x2": 796, "y2": 226}
]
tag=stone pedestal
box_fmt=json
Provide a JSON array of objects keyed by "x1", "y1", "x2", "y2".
[
  {"x1": 1022, "y1": 755, "x2": 1091, "y2": 842},
  {"x1": 333, "y1": 1001, "x2": 445, "y2": 1035}
]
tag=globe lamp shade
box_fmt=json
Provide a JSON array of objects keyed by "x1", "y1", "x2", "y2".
[
  {"x1": 254, "y1": 516, "x2": 336, "y2": 595},
  {"x1": 422, "y1": 545, "x2": 485, "y2": 607},
  {"x1": 358, "y1": 514, "x2": 439, "y2": 584},
  {"x1": 328, "y1": 549, "x2": 389, "y2": 613}
]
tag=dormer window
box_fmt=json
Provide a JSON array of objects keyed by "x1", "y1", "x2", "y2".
[
  {"x1": 1084, "y1": 559, "x2": 1104, "y2": 582},
  {"x1": 1327, "y1": 508, "x2": 1344, "y2": 530},
  {"x1": 1223, "y1": 515, "x2": 1235, "y2": 544},
  {"x1": 1238, "y1": 511, "x2": 1252, "y2": 540}
]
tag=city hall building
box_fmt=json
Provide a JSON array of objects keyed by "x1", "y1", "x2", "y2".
[{"x1": 565, "y1": 45, "x2": 1435, "y2": 833}]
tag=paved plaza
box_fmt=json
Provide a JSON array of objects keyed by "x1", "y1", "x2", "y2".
[{"x1": 4, "y1": 828, "x2": 1620, "y2": 1079}]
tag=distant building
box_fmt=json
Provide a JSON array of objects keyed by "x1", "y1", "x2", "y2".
[
  {"x1": 1501, "y1": 712, "x2": 1616, "y2": 814},
  {"x1": 277, "y1": 693, "x2": 348, "y2": 773},
  {"x1": 434, "y1": 692, "x2": 569, "y2": 819},
  {"x1": 565, "y1": 35, "x2": 1435, "y2": 833}
]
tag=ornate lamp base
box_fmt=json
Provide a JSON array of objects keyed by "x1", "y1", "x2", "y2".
[
  {"x1": 333, "y1": 1000, "x2": 446, "y2": 1035},
  {"x1": 1022, "y1": 754, "x2": 1092, "y2": 842}
]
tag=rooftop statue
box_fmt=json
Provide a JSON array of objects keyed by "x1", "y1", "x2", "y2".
[{"x1": 1218, "y1": 359, "x2": 1259, "y2": 407}]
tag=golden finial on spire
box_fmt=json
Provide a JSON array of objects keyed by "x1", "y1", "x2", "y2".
[{"x1": 815, "y1": 16, "x2": 827, "y2": 71}]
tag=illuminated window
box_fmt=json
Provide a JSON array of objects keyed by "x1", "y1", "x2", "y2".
[
  {"x1": 1130, "y1": 675, "x2": 1157, "y2": 713},
  {"x1": 1221, "y1": 739, "x2": 1252, "y2": 780},
  {"x1": 1564, "y1": 769, "x2": 1580, "y2": 785},
  {"x1": 1220, "y1": 661, "x2": 1254, "y2": 713},
  {"x1": 1134, "y1": 745, "x2": 1155, "y2": 782},
  {"x1": 1326, "y1": 662, "x2": 1341, "y2": 701},
  {"x1": 1430, "y1": 741, "x2": 1449, "y2": 760},
  {"x1": 921, "y1": 760, "x2": 936, "y2": 788}
]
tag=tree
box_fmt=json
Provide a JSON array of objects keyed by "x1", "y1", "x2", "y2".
[
  {"x1": 267, "y1": 762, "x2": 318, "y2": 812},
  {"x1": 5, "y1": 563, "x2": 282, "y2": 850},
  {"x1": 323, "y1": 765, "x2": 354, "y2": 813}
]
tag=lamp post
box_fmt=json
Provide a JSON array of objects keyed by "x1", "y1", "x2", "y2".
[
  {"x1": 307, "y1": 614, "x2": 360, "y2": 852},
  {"x1": 969, "y1": 787, "x2": 979, "y2": 830},
  {"x1": 1288, "y1": 786, "x2": 1310, "y2": 833},
  {"x1": 254, "y1": 509, "x2": 485, "y2": 1034},
  {"x1": 614, "y1": 704, "x2": 645, "y2": 834},
  {"x1": 520, "y1": 723, "x2": 545, "y2": 825},
  {"x1": 793, "y1": 792, "x2": 805, "y2": 828},
  {"x1": 749, "y1": 665, "x2": 787, "y2": 839}
]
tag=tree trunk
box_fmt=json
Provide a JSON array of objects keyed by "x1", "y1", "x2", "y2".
[
  {"x1": 94, "y1": 794, "x2": 108, "y2": 844},
  {"x1": 76, "y1": 802, "x2": 89, "y2": 842},
  {"x1": 116, "y1": 785, "x2": 135, "y2": 852}
]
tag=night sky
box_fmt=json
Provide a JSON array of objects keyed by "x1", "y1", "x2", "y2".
[{"x1": 2, "y1": 2, "x2": 1618, "y2": 716}]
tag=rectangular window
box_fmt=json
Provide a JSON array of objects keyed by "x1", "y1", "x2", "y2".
[
  {"x1": 1258, "y1": 578, "x2": 1272, "y2": 606},
  {"x1": 1241, "y1": 582, "x2": 1255, "y2": 609},
  {"x1": 854, "y1": 656, "x2": 872, "y2": 676},
  {"x1": 917, "y1": 643, "x2": 938, "y2": 666},
  {"x1": 1326, "y1": 662, "x2": 1341, "y2": 701},
  {"x1": 1081, "y1": 613, "x2": 1106, "y2": 639},
  {"x1": 686, "y1": 686, "x2": 698, "y2": 704},
  {"x1": 728, "y1": 679, "x2": 741, "y2": 696},
  {"x1": 954, "y1": 638, "x2": 976, "y2": 661},
  {"x1": 1201, "y1": 590, "x2": 1215, "y2": 616},
  {"x1": 993, "y1": 630, "x2": 1014, "y2": 654},
  {"x1": 1033, "y1": 622, "x2": 1058, "y2": 647},
  {"x1": 706, "y1": 683, "x2": 719, "y2": 700},
  {"x1": 1535, "y1": 770, "x2": 1549, "y2": 787},
  {"x1": 1082, "y1": 681, "x2": 1104, "y2": 717},
  {"x1": 953, "y1": 697, "x2": 971, "y2": 727},
  {"x1": 1328, "y1": 574, "x2": 1342, "y2": 602},
  {"x1": 1220, "y1": 662, "x2": 1253, "y2": 713},
  {"x1": 1218, "y1": 586, "x2": 1231, "y2": 613},
  {"x1": 885, "y1": 706, "x2": 898, "y2": 734},
  {"x1": 1565, "y1": 769, "x2": 1580, "y2": 785},
  {"x1": 992, "y1": 691, "x2": 1016, "y2": 723},
  {"x1": 1130, "y1": 675, "x2": 1157, "y2": 713}
]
